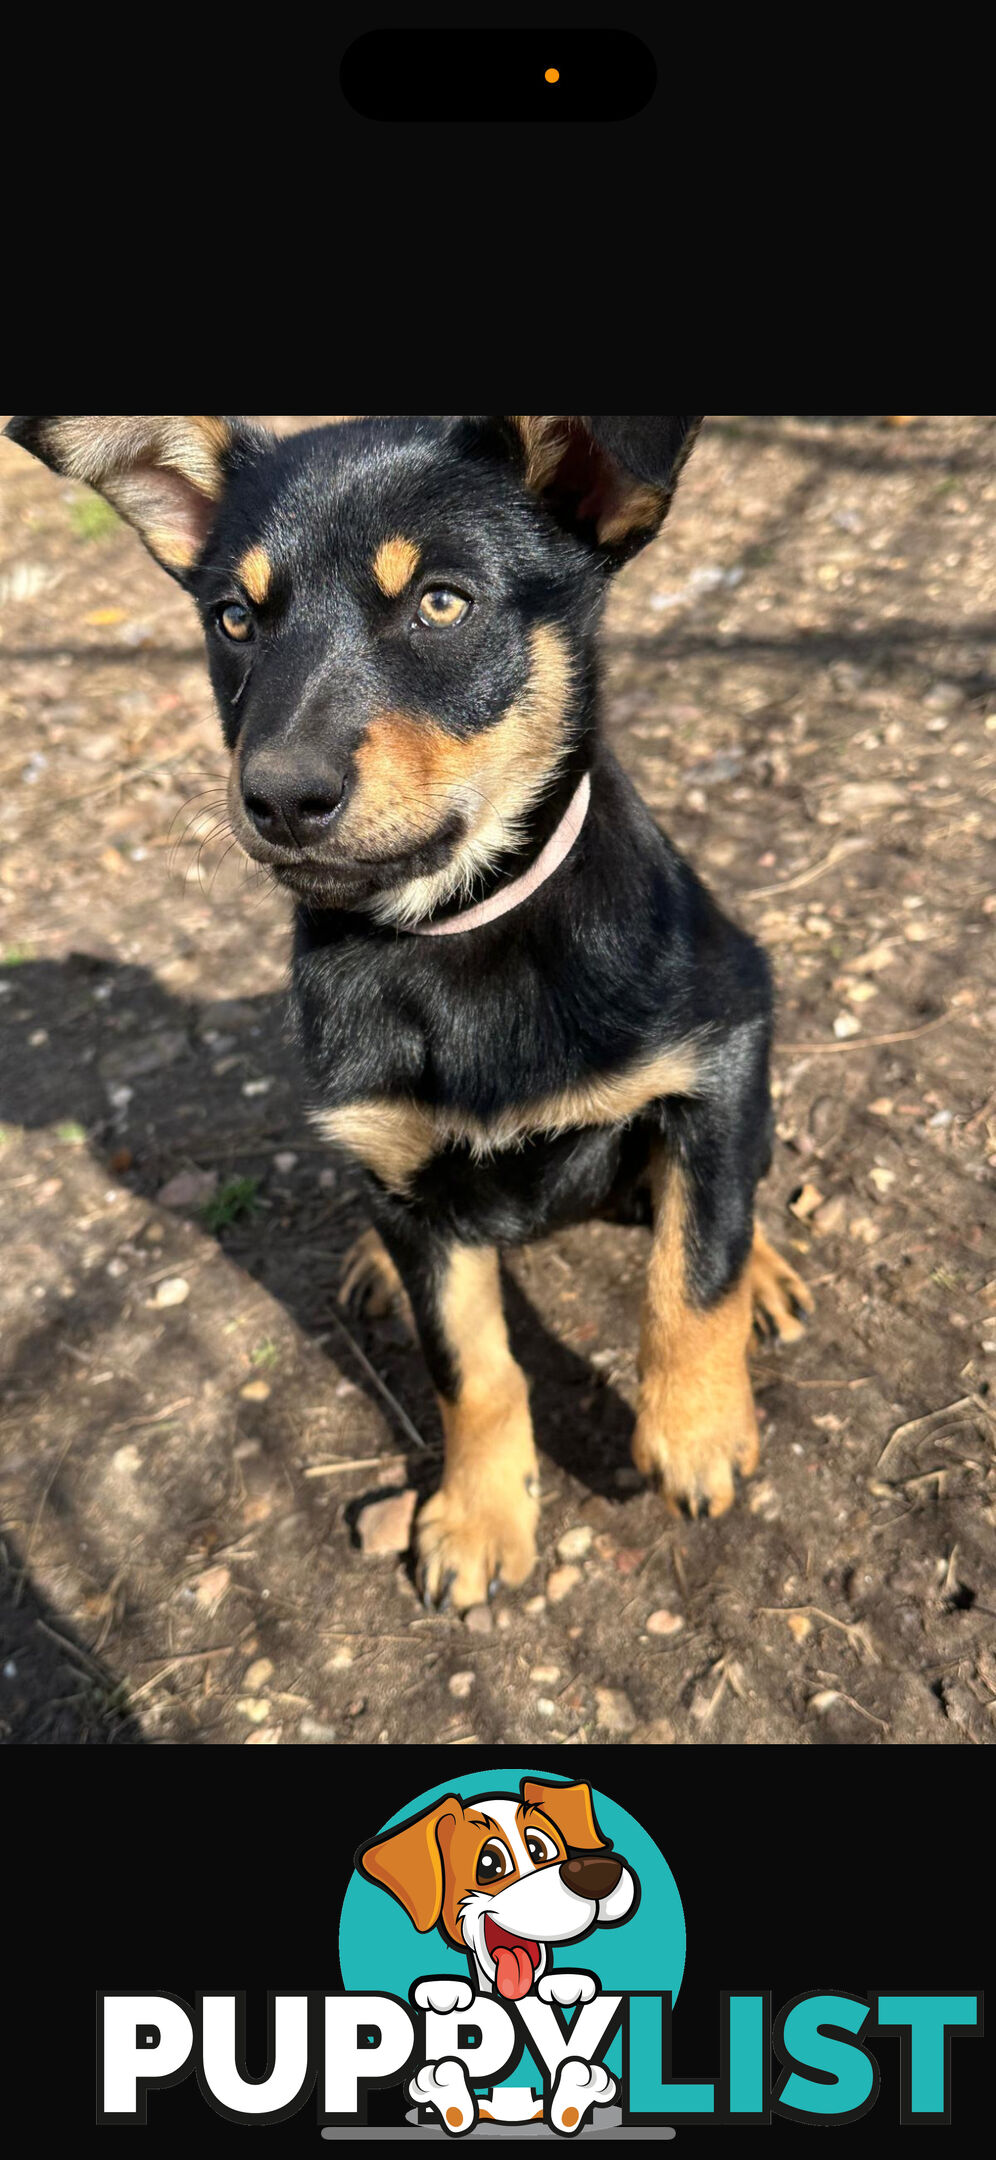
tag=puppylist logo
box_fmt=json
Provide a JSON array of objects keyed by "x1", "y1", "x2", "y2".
[{"x1": 97, "y1": 1771, "x2": 982, "y2": 2133}]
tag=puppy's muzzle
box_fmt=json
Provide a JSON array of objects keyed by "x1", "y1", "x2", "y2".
[{"x1": 559, "y1": 1854, "x2": 622, "y2": 1900}]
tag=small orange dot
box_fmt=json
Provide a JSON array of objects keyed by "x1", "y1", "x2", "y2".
[{"x1": 545, "y1": 68, "x2": 560, "y2": 83}]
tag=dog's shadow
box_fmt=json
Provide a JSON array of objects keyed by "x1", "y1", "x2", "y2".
[{"x1": 0, "y1": 954, "x2": 640, "y2": 1536}]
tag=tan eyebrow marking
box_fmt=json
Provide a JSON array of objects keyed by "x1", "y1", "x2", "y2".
[
  {"x1": 238, "y1": 546, "x2": 272, "y2": 604},
  {"x1": 373, "y1": 535, "x2": 420, "y2": 597}
]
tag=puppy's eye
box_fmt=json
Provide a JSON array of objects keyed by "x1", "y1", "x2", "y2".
[
  {"x1": 218, "y1": 602, "x2": 254, "y2": 643},
  {"x1": 476, "y1": 1841, "x2": 511, "y2": 1885},
  {"x1": 417, "y1": 588, "x2": 471, "y2": 628},
  {"x1": 525, "y1": 1832, "x2": 558, "y2": 1866}
]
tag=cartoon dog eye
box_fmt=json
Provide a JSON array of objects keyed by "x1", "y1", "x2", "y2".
[
  {"x1": 525, "y1": 1829, "x2": 560, "y2": 1866},
  {"x1": 476, "y1": 1839, "x2": 514, "y2": 1884}
]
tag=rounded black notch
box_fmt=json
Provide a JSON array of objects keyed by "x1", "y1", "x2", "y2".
[{"x1": 340, "y1": 30, "x2": 656, "y2": 123}]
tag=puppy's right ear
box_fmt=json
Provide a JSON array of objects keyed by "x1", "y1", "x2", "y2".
[
  {"x1": 356, "y1": 1797, "x2": 464, "y2": 1932},
  {"x1": 4, "y1": 414, "x2": 271, "y2": 581}
]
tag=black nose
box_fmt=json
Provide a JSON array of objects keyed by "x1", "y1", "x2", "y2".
[
  {"x1": 559, "y1": 1854, "x2": 622, "y2": 1900},
  {"x1": 242, "y1": 756, "x2": 347, "y2": 848}
]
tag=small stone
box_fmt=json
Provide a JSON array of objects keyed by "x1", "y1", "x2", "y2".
[
  {"x1": 524, "y1": 1594, "x2": 547, "y2": 1616},
  {"x1": 157, "y1": 1168, "x2": 219, "y2": 1210},
  {"x1": 530, "y1": 1664, "x2": 562, "y2": 1685},
  {"x1": 556, "y1": 1526, "x2": 593, "y2": 1563},
  {"x1": 300, "y1": 1717, "x2": 338, "y2": 1743},
  {"x1": 788, "y1": 1613, "x2": 811, "y2": 1642},
  {"x1": 192, "y1": 1565, "x2": 230, "y2": 1610},
  {"x1": 240, "y1": 1378, "x2": 271, "y2": 1402},
  {"x1": 356, "y1": 1489, "x2": 417, "y2": 1555},
  {"x1": 242, "y1": 1077, "x2": 272, "y2": 1098},
  {"x1": 546, "y1": 1565, "x2": 582, "y2": 1604},
  {"x1": 244, "y1": 1658, "x2": 274, "y2": 1691},
  {"x1": 869, "y1": 1097, "x2": 894, "y2": 1116},
  {"x1": 812, "y1": 1194, "x2": 847, "y2": 1236},
  {"x1": 464, "y1": 1605, "x2": 494, "y2": 1635},
  {"x1": 112, "y1": 1443, "x2": 141, "y2": 1475},
  {"x1": 153, "y1": 1276, "x2": 190, "y2": 1308},
  {"x1": 236, "y1": 1698, "x2": 270, "y2": 1723},
  {"x1": 833, "y1": 1012, "x2": 861, "y2": 1040},
  {"x1": 789, "y1": 1181, "x2": 824, "y2": 1219},
  {"x1": 536, "y1": 1698, "x2": 558, "y2": 1717},
  {"x1": 273, "y1": 1151, "x2": 298, "y2": 1174},
  {"x1": 594, "y1": 1686, "x2": 637, "y2": 1734},
  {"x1": 924, "y1": 681, "x2": 962, "y2": 712},
  {"x1": 448, "y1": 1671, "x2": 475, "y2": 1700},
  {"x1": 835, "y1": 780, "x2": 906, "y2": 813},
  {"x1": 646, "y1": 1609, "x2": 685, "y2": 1637}
]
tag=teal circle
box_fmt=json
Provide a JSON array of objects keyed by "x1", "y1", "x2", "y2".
[{"x1": 339, "y1": 1767, "x2": 685, "y2": 2096}]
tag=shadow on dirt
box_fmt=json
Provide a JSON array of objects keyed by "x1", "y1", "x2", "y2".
[
  {"x1": 0, "y1": 955, "x2": 643, "y2": 1731},
  {"x1": 0, "y1": 1534, "x2": 145, "y2": 1744}
]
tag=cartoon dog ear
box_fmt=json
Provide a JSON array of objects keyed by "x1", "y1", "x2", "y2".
[
  {"x1": 521, "y1": 1779, "x2": 611, "y2": 1852},
  {"x1": 357, "y1": 1797, "x2": 465, "y2": 1932},
  {"x1": 3, "y1": 414, "x2": 271, "y2": 581},
  {"x1": 504, "y1": 414, "x2": 702, "y2": 560}
]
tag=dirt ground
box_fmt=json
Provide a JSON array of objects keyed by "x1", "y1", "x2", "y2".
[{"x1": 0, "y1": 414, "x2": 993, "y2": 1748}]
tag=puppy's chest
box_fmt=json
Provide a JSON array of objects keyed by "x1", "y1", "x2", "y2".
[
  {"x1": 307, "y1": 1042, "x2": 700, "y2": 1196},
  {"x1": 295, "y1": 934, "x2": 701, "y2": 1197}
]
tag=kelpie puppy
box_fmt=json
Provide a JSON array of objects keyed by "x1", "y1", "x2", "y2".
[{"x1": 5, "y1": 415, "x2": 811, "y2": 1612}]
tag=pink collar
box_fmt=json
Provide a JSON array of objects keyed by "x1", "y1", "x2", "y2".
[{"x1": 406, "y1": 770, "x2": 591, "y2": 938}]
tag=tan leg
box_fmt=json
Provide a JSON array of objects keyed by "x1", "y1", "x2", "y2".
[
  {"x1": 338, "y1": 1226, "x2": 407, "y2": 1320},
  {"x1": 416, "y1": 1246, "x2": 539, "y2": 1609},
  {"x1": 632, "y1": 1153, "x2": 760, "y2": 1517},
  {"x1": 749, "y1": 1225, "x2": 814, "y2": 1343}
]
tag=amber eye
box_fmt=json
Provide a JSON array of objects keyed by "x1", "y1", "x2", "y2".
[
  {"x1": 417, "y1": 588, "x2": 471, "y2": 628},
  {"x1": 218, "y1": 602, "x2": 253, "y2": 642},
  {"x1": 476, "y1": 1841, "x2": 512, "y2": 1885}
]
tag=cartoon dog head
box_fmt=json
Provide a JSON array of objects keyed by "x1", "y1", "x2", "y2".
[{"x1": 357, "y1": 1779, "x2": 638, "y2": 2001}]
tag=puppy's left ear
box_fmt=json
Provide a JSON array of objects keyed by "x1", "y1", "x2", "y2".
[
  {"x1": 506, "y1": 414, "x2": 703, "y2": 560},
  {"x1": 4, "y1": 414, "x2": 271, "y2": 581},
  {"x1": 521, "y1": 1779, "x2": 611, "y2": 1852}
]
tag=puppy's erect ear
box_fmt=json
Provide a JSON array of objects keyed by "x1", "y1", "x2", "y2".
[
  {"x1": 357, "y1": 1796, "x2": 465, "y2": 1932},
  {"x1": 4, "y1": 414, "x2": 271, "y2": 580},
  {"x1": 521, "y1": 1779, "x2": 611, "y2": 1852},
  {"x1": 506, "y1": 414, "x2": 702, "y2": 560}
]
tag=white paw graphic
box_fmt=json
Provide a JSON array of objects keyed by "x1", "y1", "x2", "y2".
[
  {"x1": 408, "y1": 2058, "x2": 478, "y2": 2136},
  {"x1": 536, "y1": 1971, "x2": 597, "y2": 2007},
  {"x1": 413, "y1": 1978, "x2": 475, "y2": 2015},
  {"x1": 550, "y1": 2057, "x2": 616, "y2": 2133}
]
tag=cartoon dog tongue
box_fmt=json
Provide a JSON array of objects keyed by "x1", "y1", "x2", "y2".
[{"x1": 493, "y1": 1944, "x2": 535, "y2": 2001}]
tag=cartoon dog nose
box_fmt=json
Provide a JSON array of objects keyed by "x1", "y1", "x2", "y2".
[
  {"x1": 560, "y1": 1854, "x2": 623, "y2": 1899},
  {"x1": 242, "y1": 756, "x2": 347, "y2": 848}
]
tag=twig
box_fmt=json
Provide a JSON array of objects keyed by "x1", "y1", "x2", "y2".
[
  {"x1": 779, "y1": 1012, "x2": 948, "y2": 1056},
  {"x1": 745, "y1": 838, "x2": 869, "y2": 900},
  {"x1": 303, "y1": 1454, "x2": 418, "y2": 1478},
  {"x1": 758, "y1": 1605, "x2": 879, "y2": 1663},
  {"x1": 326, "y1": 1309, "x2": 430, "y2": 1452}
]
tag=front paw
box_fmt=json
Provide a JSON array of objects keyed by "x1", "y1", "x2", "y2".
[
  {"x1": 408, "y1": 2059, "x2": 478, "y2": 2136},
  {"x1": 550, "y1": 2058, "x2": 616, "y2": 2133},
  {"x1": 413, "y1": 1978, "x2": 475, "y2": 2015},
  {"x1": 416, "y1": 1478, "x2": 538, "y2": 1612},
  {"x1": 537, "y1": 1972, "x2": 597, "y2": 2008},
  {"x1": 633, "y1": 1381, "x2": 759, "y2": 1518}
]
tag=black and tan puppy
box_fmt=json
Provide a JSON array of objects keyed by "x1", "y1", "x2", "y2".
[{"x1": 5, "y1": 414, "x2": 811, "y2": 1612}]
